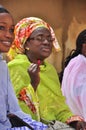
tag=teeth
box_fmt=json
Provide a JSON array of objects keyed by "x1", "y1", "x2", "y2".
[
  {"x1": 3, "y1": 41, "x2": 11, "y2": 45},
  {"x1": 3, "y1": 41, "x2": 10, "y2": 43}
]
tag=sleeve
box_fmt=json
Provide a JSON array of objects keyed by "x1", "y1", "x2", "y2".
[
  {"x1": 51, "y1": 74, "x2": 73, "y2": 122},
  {"x1": 7, "y1": 66, "x2": 32, "y2": 120},
  {"x1": 39, "y1": 63, "x2": 73, "y2": 123},
  {"x1": 50, "y1": 64, "x2": 74, "y2": 122},
  {"x1": 8, "y1": 63, "x2": 31, "y2": 97}
]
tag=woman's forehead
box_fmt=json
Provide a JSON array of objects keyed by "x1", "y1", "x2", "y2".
[
  {"x1": 30, "y1": 27, "x2": 51, "y2": 37},
  {"x1": 0, "y1": 13, "x2": 14, "y2": 26}
]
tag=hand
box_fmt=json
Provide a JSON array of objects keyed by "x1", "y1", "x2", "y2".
[
  {"x1": 76, "y1": 121, "x2": 86, "y2": 130},
  {"x1": 27, "y1": 63, "x2": 40, "y2": 91},
  {"x1": 69, "y1": 121, "x2": 86, "y2": 130}
]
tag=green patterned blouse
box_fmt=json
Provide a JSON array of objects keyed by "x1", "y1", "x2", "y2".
[{"x1": 8, "y1": 54, "x2": 73, "y2": 123}]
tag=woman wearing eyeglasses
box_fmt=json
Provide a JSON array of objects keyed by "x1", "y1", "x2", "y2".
[{"x1": 8, "y1": 17, "x2": 86, "y2": 130}]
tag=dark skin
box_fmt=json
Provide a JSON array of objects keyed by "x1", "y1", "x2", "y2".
[
  {"x1": 24, "y1": 27, "x2": 86, "y2": 130},
  {"x1": 25, "y1": 27, "x2": 53, "y2": 91},
  {"x1": 25, "y1": 27, "x2": 53, "y2": 63},
  {"x1": 0, "y1": 13, "x2": 14, "y2": 53}
]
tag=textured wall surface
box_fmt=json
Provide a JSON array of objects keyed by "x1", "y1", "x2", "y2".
[{"x1": 0, "y1": 0, "x2": 86, "y2": 72}]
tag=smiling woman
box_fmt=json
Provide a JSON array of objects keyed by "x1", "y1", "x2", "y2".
[
  {"x1": 0, "y1": 7, "x2": 14, "y2": 53},
  {"x1": 0, "y1": 5, "x2": 48, "y2": 130}
]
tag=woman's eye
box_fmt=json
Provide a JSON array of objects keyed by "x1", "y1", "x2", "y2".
[
  {"x1": 0, "y1": 25, "x2": 14, "y2": 34},
  {"x1": 37, "y1": 36, "x2": 42, "y2": 40},
  {"x1": 0, "y1": 26, "x2": 5, "y2": 31},
  {"x1": 9, "y1": 28, "x2": 14, "y2": 34}
]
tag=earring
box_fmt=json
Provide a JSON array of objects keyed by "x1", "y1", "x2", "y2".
[{"x1": 25, "y1": 47, "x2": 29, "y2": 51}]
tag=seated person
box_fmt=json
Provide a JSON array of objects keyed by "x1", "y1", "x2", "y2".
[
  {"x1": 61, "y1": 29, "x2": 86, "y2": 120},
  {"x1": 0, "y1": 5, "x2": 47, "y2": 130},
  {"x1": 8, "y1": 16, "x2": 86, "y2": 129}
]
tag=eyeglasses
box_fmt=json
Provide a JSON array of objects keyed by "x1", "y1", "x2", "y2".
[{"x1": 29, "y1": 35, "x2": 55, "y2": 43}]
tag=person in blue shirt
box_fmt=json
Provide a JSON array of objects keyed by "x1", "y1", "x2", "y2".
[{"x1": 0, "y1": 5, "x2": 47, "y2": 130}]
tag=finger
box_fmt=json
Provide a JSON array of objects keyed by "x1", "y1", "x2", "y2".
[
  {"x1": 29, "y1": 64, "x2": 37, "y2": 72},
  {"x1": 32, "y1": 65, "x2": 37, "y2": 72}
]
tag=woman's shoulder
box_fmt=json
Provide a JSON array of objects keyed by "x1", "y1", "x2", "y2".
[
  {"x1": 69, "y1": 54, "x2": 85, "y2": 64},
  {"x1": 65, "y1": 54, "x2": 85, "y2": 71},
  {"x1": 44, "y1": 60, "x2": 57, "y2": 74},
  {"x1": 45, "y1": 60, "x2": 56, "y2": 68},
  {"x1": 8, "y1": 54, "x2": 28, "y2": 67}
]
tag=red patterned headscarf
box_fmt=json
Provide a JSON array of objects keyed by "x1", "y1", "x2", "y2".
[
  {"x1": 8, "y1": 17, "x2": 61, "y2": 59},
  {"x1": 15, "y1": 17, "x2": 60, "y2": 52}
]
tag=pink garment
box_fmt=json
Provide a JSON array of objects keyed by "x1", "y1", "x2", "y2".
[{"x1": 62, "y1": 54, "x2": 86, "y2": 121}]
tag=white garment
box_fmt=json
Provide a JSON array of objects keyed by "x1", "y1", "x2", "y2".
[{"x1": 62, "y1": 54, "x2": 86, "y2": 121}]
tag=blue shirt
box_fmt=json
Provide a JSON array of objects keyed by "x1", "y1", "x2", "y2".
[
  {"x1": 0, "y1": 54, "x2": 47, "y2": 130},
  {"x1": 0, "y1": 54, "x2": 24, "y2": 129}
]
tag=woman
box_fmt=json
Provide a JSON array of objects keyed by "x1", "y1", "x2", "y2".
[
  {"x1": 61, "y1": 29, "x2": 86, "y2": 121},
  {"x1": 8, "y1": 17, "x2": 86, "y2": 129},
  {"x1": 0, "y1": 5, "x2": 47, "y2": 130}
]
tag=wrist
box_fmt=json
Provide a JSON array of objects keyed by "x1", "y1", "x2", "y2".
[
  {"x1": 66, "y1": 115, "x2": 84, "y2": 128},
  {"x1": 31, "y1": 81, "x2": 38, "y2": 91},
  {"x1": 66, "y1": 115, "x2": 84, "y2": 124}
]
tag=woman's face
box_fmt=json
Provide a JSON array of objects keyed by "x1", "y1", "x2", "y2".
[
  {"x1": 81, "y1": 43, "x2": 86, "y2": 57},
  {"x1": 25, "y1": 27, "x2": 54, "y2": 62},
  {"x1": 0, "y1": 13, "x2": 14, "y2": 53}
]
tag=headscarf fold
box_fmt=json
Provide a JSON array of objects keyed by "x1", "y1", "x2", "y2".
[{"x1": 8, "y1": 17, "x2": 61, "y2": 59}]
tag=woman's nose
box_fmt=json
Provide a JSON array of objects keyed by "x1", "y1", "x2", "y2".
[{"x1": 43, "y1": 39, "x2": 50, "y2": 44}]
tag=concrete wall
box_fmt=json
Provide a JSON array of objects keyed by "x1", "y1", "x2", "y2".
[{"x1": 1, "y1": 0, "x2": 86, "y2": 72}]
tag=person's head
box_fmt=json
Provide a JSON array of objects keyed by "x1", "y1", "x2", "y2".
[
  {"x1": 0, "y1": 5, "x2": 14, "y2": 53},
  {"x1": 11, "y1": 17, "x2": 60, "y2": 63},
  {"x1": 76, "y1": 29, "x2": 86, "y2": 57},
  {"x1": 64, "y1": 29, "x2": 86, "y2": 67},
  {"x1": 59, "y1": 29, "x2": 86, "y2": 83}
]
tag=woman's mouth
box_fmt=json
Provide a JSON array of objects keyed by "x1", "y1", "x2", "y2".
[
  {"x1": 0, "y1": 41, "x2": 12, "y2": 46},
  {"x1": 42, "y1": 47, "x2": 51, "y2": 52}
]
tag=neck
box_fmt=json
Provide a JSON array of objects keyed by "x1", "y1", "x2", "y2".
[{"x1": 27, "y1": 57, "x2": 44, "y2": 65}]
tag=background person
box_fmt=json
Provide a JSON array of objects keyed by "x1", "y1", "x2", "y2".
[{"x1": 61, "y1": 29, "x2": 86, "y2": 121}]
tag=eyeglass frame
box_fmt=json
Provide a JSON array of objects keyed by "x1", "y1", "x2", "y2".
[{"x1": 27, "y1": 35, "x2": 55, "y2": 43}]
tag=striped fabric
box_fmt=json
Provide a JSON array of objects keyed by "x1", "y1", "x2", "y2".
[{"x1": 7, "y1": 117, "x2": 47, "y2": 130}]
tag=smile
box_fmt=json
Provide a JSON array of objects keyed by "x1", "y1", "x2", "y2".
[{"x1": 2, "y1": 41, "x2": 12, "y2": 46}]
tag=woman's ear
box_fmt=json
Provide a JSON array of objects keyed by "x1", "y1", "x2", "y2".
[
  {"x1": 24, "y1": 42, "x2": 30, "y2": 51},
  {"x1": 25, "y1": 47, "x2": 30, "y2": 51}
]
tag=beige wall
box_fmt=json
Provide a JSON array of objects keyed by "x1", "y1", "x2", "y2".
[{"x1": 1, "y1": 0, "x2": 86, "y2": 72}]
